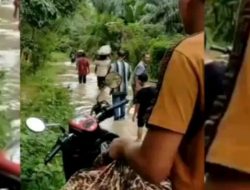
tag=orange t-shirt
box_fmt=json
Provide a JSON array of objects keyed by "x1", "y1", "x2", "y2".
[
  {"x1": 206, "y1": 36, "x2": 250, "y2": 174},
  {"x1": 148, "y1": 32, "x2": 204, "y2": 190}
]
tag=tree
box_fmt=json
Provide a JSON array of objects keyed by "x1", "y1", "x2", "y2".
[
  {"x1": 139, "y1": 0, "x2": 183, "y2": 33},
  {"x1": 21, "y1": 0, "x2": 84, "y2": 72},
  {"x1": 206, "y1": 0, "x2": 239, "y2": 44}
]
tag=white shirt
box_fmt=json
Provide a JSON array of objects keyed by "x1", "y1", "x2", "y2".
[{"x1": 95, "y1": 59, "x2": 111, "y2": 77}]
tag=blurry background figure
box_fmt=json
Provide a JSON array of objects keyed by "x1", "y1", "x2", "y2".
[
  {"x1": 69, "y1": 49, "x2": 76, "y2": 64},
  {"x1": 13, "y1": 0, "x2": 19, "y2": 19},
  {"x1": 13, "y1": 0, "x2": 20, "y2": 30},
  {"x1": 76, "y1": 50, "x2": 90, "y2": 84},
  {"x1": 94, "y1": 45, "x2": 112, "y2": 89}
]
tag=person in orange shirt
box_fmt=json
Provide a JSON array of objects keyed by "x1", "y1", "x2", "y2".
[
  {"x1": 206, "y1": 24, "x2": 250, "y2": 190},
  {"x1": 109, "y1": 0, "x2": 205, "y2": 189}
]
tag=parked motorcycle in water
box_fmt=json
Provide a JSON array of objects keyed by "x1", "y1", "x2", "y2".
[{"x1": 25, "y1": 72, "x2": 127, "y2": 181}]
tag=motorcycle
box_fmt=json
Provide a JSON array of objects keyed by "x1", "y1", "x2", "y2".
[
  {"x1": 25, "y1": 72, "x2": 127, "y2": 181},
  {"x1": 0, "y1": 125, "x2": 20, "y2": 189}
]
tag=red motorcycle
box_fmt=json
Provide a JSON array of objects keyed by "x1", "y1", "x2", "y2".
[
  {"x1": 0, "y1": 137, "x2": 20, "y2": 189},
  {"x1": 25, "y1": 72, "x2": 125, "y2": 180}
]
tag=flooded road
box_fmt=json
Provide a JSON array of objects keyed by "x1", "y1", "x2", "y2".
[
  {"x1": 0, "y1": 1, "x2": 20, "y2": 139},
  {"x1": 57, "y1": 62, "x2": 144, "y2": 139}
]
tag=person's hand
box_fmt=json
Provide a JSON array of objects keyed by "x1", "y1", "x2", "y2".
[{"x1": 109, "y1": 138, "x2": 131, "y2": 160}]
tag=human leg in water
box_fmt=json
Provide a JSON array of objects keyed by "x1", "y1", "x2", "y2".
[
  {"x1": 83, "y1": 75, "x2": 87, "y2": 84},
  {"x1": 78, "y1": 75, "x2": 83, "y2": 84},
  {"x1": 127, "y1": 84, "x2": 136, "y2": 114},
  {"x1": 120, "y1": 94, "x2": 127, "y2": 119},
  {"x1": 112, "y1": 95, "x2": 121, "y2": 120}
]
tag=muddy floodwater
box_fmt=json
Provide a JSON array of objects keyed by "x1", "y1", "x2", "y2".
[
  {"x1": 56, "y1": 62, "x2": 146, "y2": 139},
  {"x1": 0, "y1": 1, "x2": 20, "y2": 139}
]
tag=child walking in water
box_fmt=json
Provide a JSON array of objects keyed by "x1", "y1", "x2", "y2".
[
  {"x1": 132, "y1": 73, "x2": 156, "y2": 141},
  {"x1": 76, "y1": 50, "x2": 90, "y2": 84}
]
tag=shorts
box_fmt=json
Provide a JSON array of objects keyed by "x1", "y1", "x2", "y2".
[{"x1": 137, "y1": 116, "x2": 145, "y2": 128}]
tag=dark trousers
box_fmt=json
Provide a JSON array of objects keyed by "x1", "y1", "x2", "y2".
[
  {"x1": 112, "y1": 94, "x2": 126, "y2": 120},
  {"x1": 97, "y1": 76, "x2": 105, "y2": 88},
  {"x1": 78, "y1": 75, "x2": 86, "y2": 84}
]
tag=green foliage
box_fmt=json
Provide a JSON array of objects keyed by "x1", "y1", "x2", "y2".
[
  {"x1": 206, "y1": 0, "x2": 239, "y2": 45},
  {"x1": 21, "y1": 0, "x2": 82, "y2": 28},
  {"x1": 49, "y1": 52, "x2": 69, "y2": 63},
  {"x1": 52, "y1": 0, "x2": 81, "y2": 17},
  {"x1": 149, "y1": 34, "x2": 185, "y2": 79},
  {"x1": 0, "y1": 113, "x2": 9, "y2": 148},
  {"x1": 21, "y1": 22, "x2": 60, "y2": 72},
  {"x1": 21, "y1": 0, "x2": 58, "y2": 28},
  {"x1": 0, "y1": 70, "x2": 5, "y2": 79},
  {"x1": 0, "y1": 72, "x2": 9, "y2": 148},
  {"x1": 21, "y1": 64, "x2": 73, "y2": 190},
  {"x1": 20, "y1": 0, "x2": 185, "y2": 189}
]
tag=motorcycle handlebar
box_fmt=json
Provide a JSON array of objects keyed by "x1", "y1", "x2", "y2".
[
  {"x1": 44, "y1": 134, "x2": 75, "y2": 165},
  {"x1": 44, "y1": 144, "x2": 61, "y2": 165},
  {"x1": 96, "y1": 99, "x2": 129, "y2": 122}
]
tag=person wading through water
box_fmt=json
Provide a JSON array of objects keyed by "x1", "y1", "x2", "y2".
[
  {"x1": 62, "y1": 0, "x2": 204, "y2": 189},
  {"x1": 94, "y1": 45, "x2": 112, "y2": 89},
  {"x1": 76, "y1": 50, "x2": 90, "y2": 84},
  {"x1": 110, "y1": 50, "x2": 131, "y2": 121},
  {"x1": 205, "y1": 0, "x2": 250, "y2": 189},
  {"x1": 13, "y1": 0, "x2": 20, "y2": 29}
]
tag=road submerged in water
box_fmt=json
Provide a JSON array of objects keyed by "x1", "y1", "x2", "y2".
[{"x1": 0, "y1": 0, "x2": 20, "y2": 142}]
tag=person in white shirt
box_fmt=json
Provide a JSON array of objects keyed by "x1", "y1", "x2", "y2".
[
  {"x1": 94, "y1": 45, "x2": 112, "y2": 89},
  {"x1": 94, "y1": 54, "x2": 111, "y2": 89}
]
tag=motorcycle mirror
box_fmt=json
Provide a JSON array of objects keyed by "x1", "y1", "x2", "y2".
[
  {"x1": 26, "y1": 117, "x2": 46, "y2": 133},
  {"x1": 105, "y1": 72, "x2": 122, "y2": 89}
]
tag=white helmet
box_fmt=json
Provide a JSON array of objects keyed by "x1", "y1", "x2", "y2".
[{"x1": 97, "y1": 45, "x2": 111, "y2": 55}]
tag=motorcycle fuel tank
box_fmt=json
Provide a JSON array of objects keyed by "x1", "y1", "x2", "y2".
[{"x1": 68, "y1": 114, "x2": 98, "y2": 133}]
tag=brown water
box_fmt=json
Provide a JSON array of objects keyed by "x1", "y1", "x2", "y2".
[
  {"x1": 56, "y1": 61, "x2": 147, "y2": 140},
  {"x1": 0, "y1": 1, "x2": 20, "y2": 135}
]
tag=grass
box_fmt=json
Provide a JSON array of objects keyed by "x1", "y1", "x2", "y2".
[
  {"x1": 49, "y1": 52, "x2": 69, "y2": 63},
  {"x1": 21, "y1": 53, "x2": 74, "y2": 190},
  {"x1": 0, "y1": 113, "x2": 9, "y2": 148},
  {"x1": 0, "y1": 70, "x2": 9, "y2": 148}
]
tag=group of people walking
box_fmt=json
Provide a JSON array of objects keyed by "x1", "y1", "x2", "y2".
[
  {"x1": 70, "y1": 46, "x2": 155, "y2": 141},
  {"x1": 94, "y1": 46, "x2": 157, "y2": 141}
]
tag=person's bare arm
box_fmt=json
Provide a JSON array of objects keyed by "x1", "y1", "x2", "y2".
[
  {"x1": 109, "y1": 50, "x2": 201, "y2": 184},
  {"x1": 109, "y1": 128, "x2": 182, "y2": 184},
  {"x1": 128, "y1": 127, "x2": 182, "y2": 183}
]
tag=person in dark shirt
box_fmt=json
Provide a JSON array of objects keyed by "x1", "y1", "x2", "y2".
[{"x1": 132, "y1": 73, "x2": 156, "y2": 141}]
